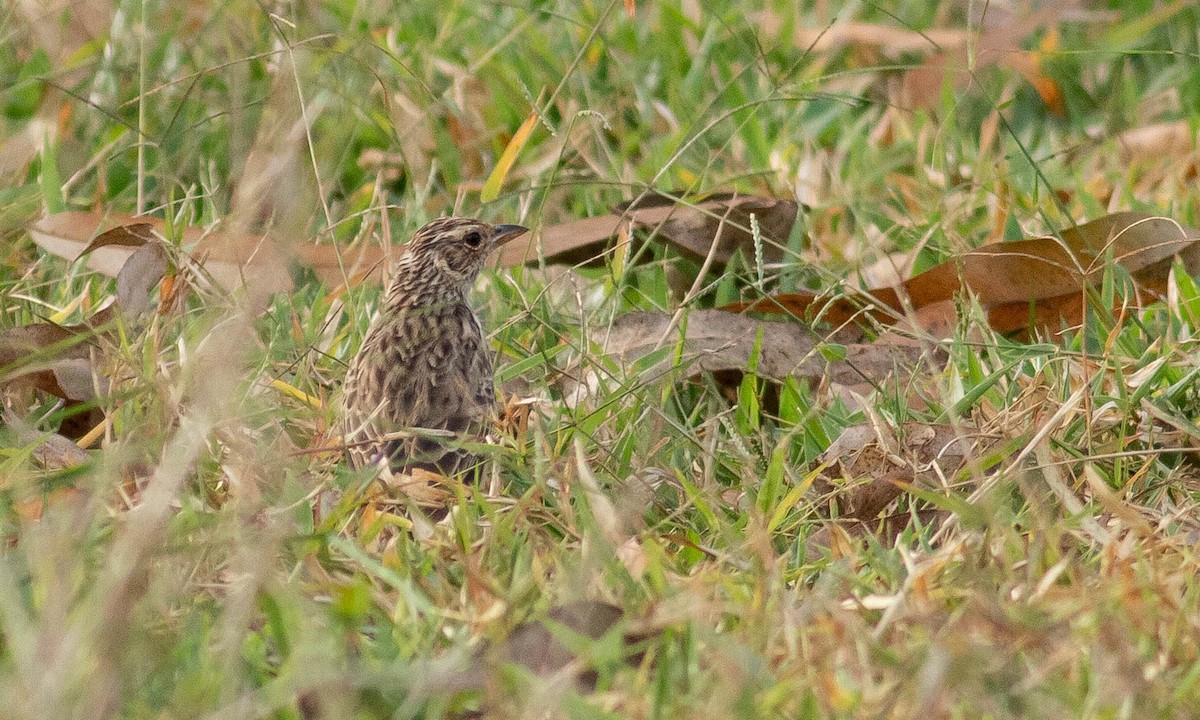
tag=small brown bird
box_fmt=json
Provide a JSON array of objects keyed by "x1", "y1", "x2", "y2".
[{"x1": 341, "y1": 217, "x2": 528, "y2": 486}]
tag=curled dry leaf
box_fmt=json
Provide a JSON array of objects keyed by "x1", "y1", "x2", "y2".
[
  {"x1": 29, "y1": 211, "x2": 389, "y2": 294},
  {"x1": 727, "y1": 212, "x2": 1200, "y2": 338},
  {"x1": 4, "y1": 221, "x2": 175, "y2": 441},
  {"x1": 1, "y1": 410, "x2": 91, "y2": 471},
  {"x1": 786, "y1": 15, "x2": 1061, "y2": 111},
  {"x1": 115, "y1": 241, "x2": 169, "y2": 319},
  {"x1": 0, "y1": 322, "x2": 93, "y2": 400},
  {"x1": 592, "y1": 309, "x2": 923, "y2": 390},
  {"x1": 496, "y1": 193, "x2": 798, "y2": 269},
  {"x1": 790, "y1": 21, "x2": 972, "y2": 53},
  {"x1": 0, "y1": 322, "x2": 104, "y2": 441}
]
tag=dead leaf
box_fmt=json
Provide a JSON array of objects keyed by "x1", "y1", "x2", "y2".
[
  {"x1": 461, "y1": 601, "x2": 653, "y2": 695},
  {"x1": 0, "y1": 322, "x2": 103, "y2": 440},
  {"x1": 48, "y1": 358, "x2": 104, "y2": 401},
  {"x1": 83, "y1": 223, "x2": 158, "y2": 253},
  {"x1": 0, "y1": 322, "x2": 94, "y2": 399},
  {"x1": 899, "y1": 5, "x2": 1076, "y2": 113},
  {"x1": 4, "y1": 221, "x2": 177, "y2": 440},
  {"x1": 727, "y1": 212, "x2": 1200, "y2": 338},
  {"x1": 647, "y1": 194, "x2": 799, "y2": 264},
  {"x1": 496, "y1": 193, "x2": 798, "y2": 269},
  {"x1": 805, "y1": 422, "x2": 1004, "y2": 561},
  {"x1": 790, "y1": 22, "x2": 972, "y2": 53},
  {"x1": 1112, "y1": 120, "x2": 1200, "y2": 162},
  {"x1": 29, "y1": 211, "x2": 388, "y2": 293},
  {"x1": 783, "y1": 8, "x2": 1115, "y2": 115},
  {"x1": 588, "y1": 309, "x2": 923, "y2": 391},
  {"x1": 115, "y1": 241, "x2": 169, "y2": 318},
  {"x1": 1, "y1": 409, "x2": 91, "y2": 471}
]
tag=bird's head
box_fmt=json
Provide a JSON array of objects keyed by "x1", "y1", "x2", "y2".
[{"x1": 386, "y1": 217, "x2": 529, "y2": 307}]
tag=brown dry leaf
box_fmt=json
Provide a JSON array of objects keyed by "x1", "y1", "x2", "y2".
[
  {"x1": 496, "y1": 193, "x2": 798, "y2": 268},
  {"x1": 0, "y1": 322, "x2": 103, "y2": 440},
  {"x1": 648, "y1": 194, "x2": 798, "y2": 264},
  {"x1": 1112, "y1": 120, "x2": 1200, "y2": 162},
  {"x1": 805, "y1": 422, "x2": 1002, "y2": 560},
  {"x1": 899, "y1": 5, "x2": 1077, "y2": 113},
  {"x1": 595, "y1": 309, "x2": 923, "y2": 388},
  {"x1": 83, "y1": 223, "x2": 158, "y2": 252},
  {"x1": 785, "y1": 8, "x2": 1110, "y2": 114},
  {"x1": 0, "y1": 322, "x2": 95, "y2": 401},
  {"x1": 30, "y1": 211, "x2": 388, "y2": 293},
  {"x1": 4, "y1": 222, "x2": 181, "y2": 441},
  {"x1": 787, "y1": 14, "x2": 1070, "y2": 110},
  {"x1": 459, "y1": 601, "x2": 653, "y2": 696},
  {"x1": 1, "y1": 410, "x2": 91, "y2": 472},
  {"x1": 791, "y1": 22, "x2": 971, "y2": 53},
  {"x1": 727, "y1": 212, "x2": 1200, "y2": 338},
  {"x1": 114, "y1": 241, "x2": 170, "y2": 318}
]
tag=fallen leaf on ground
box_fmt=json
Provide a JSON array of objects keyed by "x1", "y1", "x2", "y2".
[
  {"x1": 459, "y1": 601, "x2": 654, "y2": 695},
  {"x1": 805, "y1": 422, "x2": 1005, "y2": 560},
  {"x1": 1111, "y1": 120, "x2": 1200, "y2": 162},
  {"x1": 114, "y1": 241, "x2": 169, "y2": 319},
  {"x1": 1, "y1": 409, "x2": 91, "y2": 471},
  {"x1": 591, "y1": 309, "x2": 924, "y2": 390},
  {"x1": 0, "y1": 321, "x2": 104, "y2": 441},
  {"x1": 780, "y1": 11, "x2": 1081, "y2": 113},
  {"x1": 4, "y1": 220, "x2": 184, "y2": 441},
  {"x1": 0, "y1": 322, "x2": 94, "y2": 400},
  {"x1": 496, "y1": 193, "x2": 798, "y2": 268},
  {"x1": 29, "y1": 211, "x2": 389, "y2": 294},
  {"x1": 727, "y1": 212, "x2": 1200, "y2": 338},
  {"x1": 789, "y1": 21, "x2": 972, "y2": 53}
]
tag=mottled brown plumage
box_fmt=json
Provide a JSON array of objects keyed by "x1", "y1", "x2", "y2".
[{"x1": 341, "y1": 217, "x2": 528, "y2": 485}]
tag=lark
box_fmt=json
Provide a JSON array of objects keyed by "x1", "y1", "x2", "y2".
[{"x1": 341, "y1": 217, "x2": 528, "y2": 486}]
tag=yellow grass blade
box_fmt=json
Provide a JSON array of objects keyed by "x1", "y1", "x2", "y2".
[
  {"x1": 269, "y1": 377, "x2": 324, "y2": 410},
  {"x1": 480, "y1": 111, "x2": 538, "y2": 202},
  {"x1": 49, "y1": 287, "x2": 88, "y2": 324},
  {"x1": 76, "y1": 417, "x2": 107, "y2": 449}
]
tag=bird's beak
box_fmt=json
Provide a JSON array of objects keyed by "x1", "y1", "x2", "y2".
[{"x1": 492, "y1": 224, "x2": 530, "y2": 246}]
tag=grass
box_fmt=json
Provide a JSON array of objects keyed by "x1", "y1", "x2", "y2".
[{"x1": 3, "y1": 0, "x2": 1200, "y2": 717}]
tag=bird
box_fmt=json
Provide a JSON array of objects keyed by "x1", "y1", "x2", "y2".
[{"x1": 341, "y1": 217, "x2": 529, "y2": 496}]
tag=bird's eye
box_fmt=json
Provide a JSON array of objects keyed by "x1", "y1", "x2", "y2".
[{"x1": 464, "y1": 231, "x2": 482, "y2": 247}]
